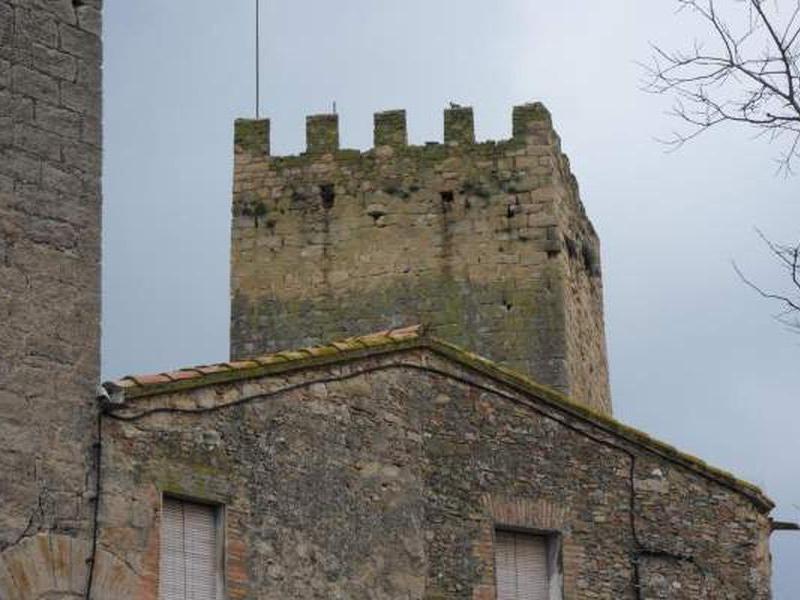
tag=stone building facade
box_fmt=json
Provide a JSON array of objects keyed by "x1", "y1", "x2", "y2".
[
  {"x1": 0, "y1": 2, "x2": 782, "y2": 597},
  {"x1": 231, "y1": 105, "x2": 611, "y2": 414},
  {"x1": 96, "y1": 328, "x2": 773, "y2": 599}
]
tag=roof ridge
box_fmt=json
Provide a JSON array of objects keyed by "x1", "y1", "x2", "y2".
[
  {"x1": 108, "y1": 324, "x2": 425, "y2": 392},
  {"x1": 100, "y1": 323, "x2": 772, "y2": 514}
]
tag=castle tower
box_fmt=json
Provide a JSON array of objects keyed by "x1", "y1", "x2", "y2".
[
  {"x1": 231, "y1": 104, "x2": 611, "y2": 414},
  {"x1": 0, "y1": 0, "x2": 103, "y2": 574}
]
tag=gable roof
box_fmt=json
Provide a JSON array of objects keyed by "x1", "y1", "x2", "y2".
[{"x1": 103, "y1": 324, "x2": 773, "y2": 513}]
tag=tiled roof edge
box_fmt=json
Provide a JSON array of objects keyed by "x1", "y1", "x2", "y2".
[
  {"x1": 103, "y1": 325, "x2": 426, "y2": 400},
  {"x1": 101, "y1": 324, "x2": 773, "y2": 513}
]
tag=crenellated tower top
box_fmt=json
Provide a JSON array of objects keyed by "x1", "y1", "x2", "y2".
[
  {"x1": 230, "y1": 103, "x2": 611, "y2": 414},
  {"x1": 234, "y1": 102, "x2": 556, "y2": 157}
]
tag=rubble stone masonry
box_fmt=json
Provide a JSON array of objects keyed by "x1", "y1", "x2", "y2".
[
  {"x1": 231, "y1": 104, "x2": 612, "y2": 414},
  {"x1": 94, "y1": 339, "x2": 772, "y2": 599},
  {"x1": 0, "y1": 0, "x2": 104, "y2": 595}
]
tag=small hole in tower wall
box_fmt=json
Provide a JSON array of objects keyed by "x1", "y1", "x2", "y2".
[
  {"x1": 564, "y1": 235, "x2": 577, "y2": 259},
  {"x1": 440, "y1": 191, "x2": 454, "y2": 212},
  {"x1": 320, "y1": 184, "x2": 335, "y2": 209},
  {"x1": 581, "y1": 242, "x2": 592, "y2": 271},
  {"x1": 582, "y1": 243, "x2": 600, "y2": 276}
]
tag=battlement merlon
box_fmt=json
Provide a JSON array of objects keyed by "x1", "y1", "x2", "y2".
[
  {"x1": 374, "y1": 109, "x2": 408, "y2": 147},
  {"x1": 233, "y1": 102, "x2": 558, "y2": 158}
]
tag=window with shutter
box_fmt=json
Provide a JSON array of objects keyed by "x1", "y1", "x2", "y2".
[
  {"x1": 494, "y1": 529, "x2": 560, "y2": 600},
  {"x1": 159, "y1": 497, "x2": 223, "y2": 600}
]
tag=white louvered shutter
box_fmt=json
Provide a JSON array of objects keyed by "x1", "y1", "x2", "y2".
[
  {"x1": 515, "y1": 533, "x2": 548, "y2": 600},
  {"x1": 495, "y1": 530, "x2": 518, "y2": 600},
  {"x1": 495, "y1": 530, "x2": 550, "y2": 600},
  {"x1": 160, "y1": 498, "x2": 187, "y2": 600},
  {"x1": 160, "y1": 498, "x2": 219, "y2": 600},
  {"x1": 184, "y1": 502, "x2": 219, "y2": 599}
]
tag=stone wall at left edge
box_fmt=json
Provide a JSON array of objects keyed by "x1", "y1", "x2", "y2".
[{"x1": 0, "y1": 1, "x2": 116, "y2": 597}]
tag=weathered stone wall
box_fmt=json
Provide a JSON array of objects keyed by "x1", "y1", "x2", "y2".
[
  {"x1": 230, "y1": 104, "x2": 612, "y2": 414},
  {"x1": 0, "y1": 0, "x2": 102, "y2": 592},
  {"x1": 97, "y1": 348, "x2": 771, "y2": 599}
]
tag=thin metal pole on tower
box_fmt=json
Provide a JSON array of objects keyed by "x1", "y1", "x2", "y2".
[{"x1": 255, "y1": 0, "x2": 260, "y2": 119}]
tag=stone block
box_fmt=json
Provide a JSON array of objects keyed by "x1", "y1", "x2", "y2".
[
  {"x1": 61, "y1": 139, "x2": 99, "y2": 175},
  {"x1": 0, "y1": 5, "x2": 13, "y2": 51},
  {"x1": 305, "y1": 113, "x2": 338, "y2": 153},
  {"x1": 14, "y1": 123, "x2": 62, "y2": 160},
  {"x1": 513, "y1": 102, "x2": 552, "y2": 139},
  {"x1": 374, "y1": 109, "x2": 407, "y2": 147},
  {"x1": 76, "y1": 5, "x2": 101, "y2": 36},
  {"x1": 23, "y1": 0, "x2": 76, "y2": 25},
  {"x1": 34, "y1": 102, "x2": 81, "y2": 138},
  {"x1": 11, "y1": 64, "x2": 58, "y2": 103},
  {"x1": 0, "y1": 117, "x2": 11, "y2": 146},
  {"x1": 0, "y1": 90, "x2": 34, "y2": 122},
  {"x1": 58, "y1": 23, "x2": 99, "y2": 61},
  {"x1": 61, "y1": 78, "x2": 100, "y2": 117},
  {"x1": 14, "y1": 6, "x2": 59, "y2": 50},
  {"x1": 234, "y1": 118, "x2": 269, "y2": 156},
  {"x1": 444, "y1": 105, "x2": 475, "y2": 145},
  {"x1": 75, "y1": 56, "x2": 99, "y2": 87},
  {"x1": 42, "y1": 162, "x2": 81, "y2": 194},
  {"x1": 0, "y1": 58, "x2": 10, "y2": 88},
  {"x1": 0, "y1": 147, "x2": 40, "y2": 182},
  {"x1": 81, "y1": 114, "x2": 100, "y2": 146},
  {"x1": 31, "y1": 42, "x2": 76, "y2": 79}
]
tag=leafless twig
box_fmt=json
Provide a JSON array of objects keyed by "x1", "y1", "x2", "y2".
[
  {"x1": 733, "y1": 229, "x2": 800, "y2": 332},
  {"x1": 643, "y1": 0, "x2": 800, "y2": 174}
]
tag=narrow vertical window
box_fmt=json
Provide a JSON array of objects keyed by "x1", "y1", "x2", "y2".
[
  {"x1": 160, "y1": 497, "x2": 223, "y2": 600},
  {"x1": 495, "y1": 529, "x2": 560, "y2": 600}
]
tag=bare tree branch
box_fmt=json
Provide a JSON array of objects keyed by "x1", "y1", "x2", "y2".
[
  {"x1": 643, "y1": 0, "x2": 800, "y2": 173},
  {"x1": 733, "y1": 230, "x2": 800, "y2": 332}
]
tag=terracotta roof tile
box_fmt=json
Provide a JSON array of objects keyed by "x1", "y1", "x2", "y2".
[
  {"x1": 388, "y1": 324, "x2": 424, "y2": 341},
  {"x1": 195, "y1": 364, "x2": 231, "y2": 375},
  {"x1": 129, "y1": 373, "x2": 172, "y2": 386},
  {"x1": 113, "y1": 377, "x2": 140, "y2": 389},
  {"x1": 164, "y1": 370, "x2": 202, "y2": 382},
  {"x1": 254, "y1": 354, "x2": 289, "y2": 366},
  {"x1": 302, "y1": 345, "x2": 340, "y2": 358},
  {"x1": 107, "y1": 327, "x2": 423, "y2": 395},
  {"x1": 274, "y1": 350, "x2": 311, "y2": 362},
  {"x1": 331, "y1": 339, "x2": 366, "y2": 351},
  {"x1": 225, "y1": 360, "x2": 260, "y2": 370},
  {"x1": 357, "y1": 332, "x2": 394, "y2": 347}
]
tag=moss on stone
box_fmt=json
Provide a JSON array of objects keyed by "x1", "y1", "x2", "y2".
[{"x1": 234, "y1": 119, "x2": 269, "y2": 155}]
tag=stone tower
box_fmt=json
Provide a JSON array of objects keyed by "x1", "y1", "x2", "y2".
[
  {"x1": 0, "y1": 0, "x2": 103, "y2": 582},
  {"x1": 231, "y1": 104, "x2": 611, "y2": 414}
]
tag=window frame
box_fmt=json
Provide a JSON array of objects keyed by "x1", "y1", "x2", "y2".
[
  {"x1": 493, "y1": 525, "x2": 563, "y2": 600},
  {"x1": 159, "y1": 493, "x2": 227, "y2": 600}
]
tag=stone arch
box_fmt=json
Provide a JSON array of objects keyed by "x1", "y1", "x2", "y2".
[{"x1": 0, "y1": 533, "x2": 137, "y2": 600}]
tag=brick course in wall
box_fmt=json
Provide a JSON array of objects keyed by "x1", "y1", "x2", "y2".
[{"x1": 231, "y1": 104, "x2": 612, "y2": 415}]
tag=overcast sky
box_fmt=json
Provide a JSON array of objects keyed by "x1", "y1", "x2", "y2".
[{"x1": 102, "y1": 1, "x2": 799, "y2": 594}]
